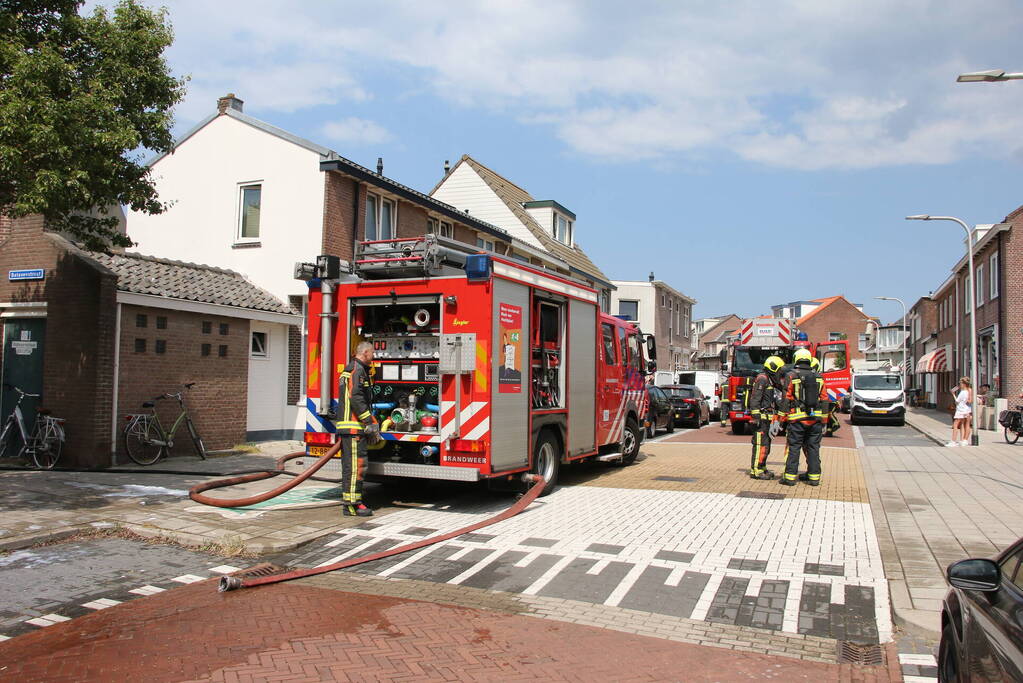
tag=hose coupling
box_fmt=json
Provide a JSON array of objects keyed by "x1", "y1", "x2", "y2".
[{"x1": 218, "y1": 576, "x2": 243, "y2": 592}]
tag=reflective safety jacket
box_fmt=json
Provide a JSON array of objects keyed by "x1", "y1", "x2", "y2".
[
  {"x1": 337, "y1": 357, "x2": 375, "y2": 434},
  {"x1": 746, "y1": 372, "x2": 783, "y2": 418},
  {"x1": 782, "y1": 366, "x2": 828, "y2": 422}
]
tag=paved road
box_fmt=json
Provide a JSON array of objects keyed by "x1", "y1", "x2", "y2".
[{"x1": 857, "y1": 423, "x2": 935, "y2": 448}]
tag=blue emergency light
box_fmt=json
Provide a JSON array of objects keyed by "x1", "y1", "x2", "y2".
[
  {"x1": 794, "y1": 330, "x2": 808, "y2": 341},
  {"x1": 465, "y1": 254, "x2": 492, "y2": 280}
]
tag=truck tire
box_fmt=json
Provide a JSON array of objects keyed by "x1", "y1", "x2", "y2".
[
  {"x1": 731, "y1": 421, "x2": 745, "y2": 436},
  {"x1": 666, "y1": 416, "x2": 675, "y2": 434},
  {"x1": 531, "y1": 430, "x2": 560, "y2": 496},
  {"x1": 616, "y1": 418, "x2": 641, "y2": 467}
]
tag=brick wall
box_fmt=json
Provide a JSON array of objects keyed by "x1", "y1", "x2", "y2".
[
  {"x1": 797, "y1": 298, "x2": 871, "y2": 361},
  {"x1": 322, "y1": 171, "x2": 362, "y2": 261},
  {"x1": 0, "y1": 213, "x2": 11, "y2": 244},
  {"x1": 997, "y1": 212, "x2": 1023, "y2": 405},
  {"x1": 0, "y1": 216, "x2": 117, "y2": 467},
  {"x1": 116, "y1": 305, "x2": 249, "y2": 455},
  {"x1": 287, "y1": 295, "x2": 304, "y2": 405}
]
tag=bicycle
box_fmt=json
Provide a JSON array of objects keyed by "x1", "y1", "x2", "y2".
[
  {"x1": 0, "y1": 384, "x2": 66, "y2": 469},
  {"x1": 1001, "y1": 405, "x2": 1023, "y2": 445},
  {"x1": 123, "y1": 383, "x2": 206, "y2": 465}
]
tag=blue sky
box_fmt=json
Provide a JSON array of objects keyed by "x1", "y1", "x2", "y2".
[{"x1": 137, "y1": 0, "x2": 1023, "y2": 323}]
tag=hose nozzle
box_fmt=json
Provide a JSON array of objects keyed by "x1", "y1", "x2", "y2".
[{"x1": 218, "y1": 576, "x2": 243, "y2": 592}]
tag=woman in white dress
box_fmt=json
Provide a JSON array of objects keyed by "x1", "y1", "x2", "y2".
[{"x1": 948, "y1": 377, "x2": 973, "y2": 447}]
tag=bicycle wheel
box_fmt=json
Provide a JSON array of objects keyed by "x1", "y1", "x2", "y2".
[
  {"x1": 32, "y1": 421, "x2": 63, "y2": 470},
  {"x1": 124, "y1": 417, "x2": 165, "y2": 465},
  {"x1": 0, "y1": 420, "x2": 16, "y2": 459},
  {"x1": 1006, "y1": 425, "x2": 1020, "y2": 445},
  {"x1": 186, "y1": 419, "x2": 206, "y2": 460}
]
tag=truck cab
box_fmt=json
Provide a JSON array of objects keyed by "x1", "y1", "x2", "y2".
[{"x1": 848, "y1": 370, "x2": 905, "y2": 426}]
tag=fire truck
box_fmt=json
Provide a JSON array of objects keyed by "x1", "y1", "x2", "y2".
[
  {"x1": 720, "y1": 318, "x2": 851, "y2": 435},
  {"x1": 298, "y1": 236, "x2": 654, "y2": 496}
]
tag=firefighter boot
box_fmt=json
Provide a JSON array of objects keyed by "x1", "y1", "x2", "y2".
[
  {"x1": 343, "y1": 503, "x2": 373, "y2": 517},
  {"x1": 797, "y1": 473, "x2": 820, "y2": 487},
  {"x1": 749, "y1": 469, "x2": 775, "y2": 480}
]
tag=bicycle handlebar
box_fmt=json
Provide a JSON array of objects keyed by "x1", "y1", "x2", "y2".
[{"x1": 2, "y1": 384, "x2": 39, "y2": 398}]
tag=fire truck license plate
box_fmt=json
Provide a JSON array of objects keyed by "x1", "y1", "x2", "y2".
[{"x1": 308, "y1": 446, "x2": 331, "y2": 457}]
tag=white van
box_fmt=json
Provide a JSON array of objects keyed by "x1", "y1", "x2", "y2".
[
  {"x1": 677, "y1": 370, "x2": 722, "y2": 419},
  {"x1": 849, "y1": 370, "x2": 905, "y2": 426}
]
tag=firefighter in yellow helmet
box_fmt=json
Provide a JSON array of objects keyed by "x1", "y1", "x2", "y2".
[
  {"x1": 337, "y1": 341, "x2": 382, "y2": 516},
  {"x1": 746, "y1": 355, "x2": 786, "y2": 479},
  {"x1": 780, "y1": 348, "x2": 828, "y2": 486}
]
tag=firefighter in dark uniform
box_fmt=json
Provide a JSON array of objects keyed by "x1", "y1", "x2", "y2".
[
  {"x1": 779, "y1": 348, "x2": 828, "y2": 487},
  {"x1": 337, "y1": 341, "x2": 381, "y2": 516},
  {"x1": 746, "y1": 355, "x2": 785, "y2": 480}
]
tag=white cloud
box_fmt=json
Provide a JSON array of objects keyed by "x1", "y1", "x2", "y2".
[
  {"x1": 320, "y1": 117, "x2": 393, "y2": 146},
  {"x1": 151, "y1": 0, "x2": 1023, "y2": 170}
]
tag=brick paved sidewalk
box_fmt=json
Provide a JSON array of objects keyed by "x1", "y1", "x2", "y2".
[
  {"x1": 663, "y1": 417, "x2": 857, "y2": 449},
  {"x1": 0, "y1": 578, "x2": 900, "y2": 682},
  {"x1": 904, "y1": 406, "x2": 1005, "y2": 446}
]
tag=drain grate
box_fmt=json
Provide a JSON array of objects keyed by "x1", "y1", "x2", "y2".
[
  {"x1": 837, "y1": 641, "x2": 885, "y2": 666},
  {"x1": 736, "y1": 490, "x2": 786, "y2": 500},
  {"x1": 231, "y1": 563, "x2": 287, "y2": 579},
  {"x1": 653, "y1": 476, "x2": 699, "y2": 483}
]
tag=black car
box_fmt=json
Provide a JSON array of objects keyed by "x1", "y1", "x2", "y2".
[
  {"x1": 939, "y1": 536, "x2": 1023, "y2": 682},
  {"x1": 644, "y1": 385, "x2": 676, "y2": 438},
  {"x1": 663, "y1": 384, "x2": 710, "y2": 428}
]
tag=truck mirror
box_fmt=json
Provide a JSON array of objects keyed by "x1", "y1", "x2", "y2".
[
  {"x1": 645, "y1": 334, "x2": 657, "y2": 360},
  {"x1": 647, "y1": 360, "x2": 657, "y2": 374},
  {"x1": 719, "y1": 348, "x2": 728, "y2": 364}
]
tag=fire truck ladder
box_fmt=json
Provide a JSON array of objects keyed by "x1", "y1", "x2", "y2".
[{"x1": 354, "y1": 235, "x2": 470, "y2": 279}]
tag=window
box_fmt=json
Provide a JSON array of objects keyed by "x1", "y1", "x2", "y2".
[
  {"x1": 427, "y1": 218, "x2": 453, "y2": 238},
  {"x1": 365, "y1": 193, "x2": 395, "y2": 240},
  {"x1": 251, "y1": 331, "x2": 268, "y2": 358},
  {"x1": 618, "y1": 326, "x2": 628, "y2": 367},
  {"x1": 136, "y1": 314, "x2": 147, "y2": 328},
  {"x1": 202, "y1": 321, "x2": 212, "y2": 334},
  {"x1": 553, "y1": 214, "x2": 572, "y2": 245},
  {"x1": 1000, "y1": 548, "x2": 1023, "y2": 592},
  {"x1": 511, "y1": 252, "x2": 529, "y2": 262},
  {"x1": 219, "y1": 323, "x2": 229, "y2": 335},
  {"x1": 661, "y1": 294, "x2": 666, "y2": 307},
  {"x1": 618, "y1": 300, "x2": 639, "y2": 321},
  {"x1": 829, "y1": 332, "x2": 842, "y2": 341},
  {"x1": 201, "y1": 343, "x2": 211, "y2": 357},
  {"x1": 218, "y1": 344, "x2": 228, "y2": 358},
  {"x1": 964, "y1": 275, "x2": 971, "y2": 314},
  {"x1": 155, "y1": 339, "x2": 166, "y2": 354},
  {"x1": 601, "y1": 323, "x2": 617, "y2": 365},
  {"x1": 238, "y1": 184, "x2": 261, "y2": 240},
  {"x1": 134, "y1": 338, "x2": 146, "y2": 353},
  {"x1": 976, "y1": 264, "x2": 985, "y2": 307},
  {"x1": 627, "y1": 333, "x2": 642, "y2": 371},
  {"x1": 476, "y1": 236, "x2": 495, "y2": 251},
  {"x1": 990, "y1": 252, "x2": 999, "y2": 299},
  {"x1": 156, "y1": 316, "x2": 167, "y2": 330}
]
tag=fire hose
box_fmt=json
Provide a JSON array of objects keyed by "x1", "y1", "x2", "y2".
[{"x1": 185, "y1": 441, "x2": 545, "y2": 593}]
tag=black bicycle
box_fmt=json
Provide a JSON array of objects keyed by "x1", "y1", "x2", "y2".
[
  {"x1": 123, "y1": 383, "x2": 206, "y2": 465},
  {"x1": 0, "y1": 384, "x2": 65, "y2": 469},
  {"x1": 1001, "y1": 406, "x2": 1023, "y2": 445}
]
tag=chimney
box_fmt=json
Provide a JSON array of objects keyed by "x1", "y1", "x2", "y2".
[
  {"x1": 443, "y1": 160, "x2": 450, "y2": 175},
  {"x1": 376, "y1": 157, "x2": 384, "y2": 175},
  {"x1": 648, "y1": 271, "x2": 655, "y2": 282},
  {"x1": 217, "y1": 93, "x2": 244, "y2": 114}
]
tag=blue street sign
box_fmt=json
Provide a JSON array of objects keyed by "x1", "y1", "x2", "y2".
[{"x1": 8, "y1": 269, "x2": 45, "y2": 281}]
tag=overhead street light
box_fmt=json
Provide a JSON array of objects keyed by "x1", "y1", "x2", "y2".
[
  {"x1": 874, "y1": 296, "x2": 908, "y2": 383},
  {"x1": 905, "y1": 215, "x2": 979, "y2": 445},
  {"x1": 956, "y1": 69, "x2": 1023, "y2": 83}
]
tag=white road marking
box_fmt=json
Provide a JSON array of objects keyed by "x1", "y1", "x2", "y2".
[
  {"x1": 602, "y1": 562, "x2": 649, "y2": 607},
  {"x1": 170, "y1": 574, "x2": 206, "y2": 584},
  {"x1": 521, "y1": 555, "x2": 576, "y2": 596},
  {"x1": 208, "y1": 565, "x2": 241, "y2": 575},
  {"x1": 0, "y1": 634, "x2": 9, "y2": 641},
  {"x1": 377, "y1": 544, "x2": 446, "y2": 578},
  {"x1": 81, "y1": 598, "x2": 121, "y2": 610},
  {"x1": 446, "y1": 549, "x2": 502, "y2": 585},
  {"x1": 852, "y1": 425, "x2": 865, "y2": 448},
  {"x1": 315, "y1": 538, "x2": 387, "y2": 568},
  {"x1": 26, "y1": 614, "x2": 70, "y2": 627},
  {"x1": 129, "y1": 585, "x2": 165, "y2": 596},
  {"x1": 898, "y1": 653, "x2": 938, "y2": 667},
  {"x1": 689, "y1": 573, "x2": 725, "y2": 622}
]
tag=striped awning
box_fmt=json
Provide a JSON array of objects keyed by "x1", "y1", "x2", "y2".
[{"x1": 916, "y1": 345, "x2": 949, "y2": 373}]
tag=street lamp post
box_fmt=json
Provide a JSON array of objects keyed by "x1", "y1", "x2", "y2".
[
  {"x1": 865, "y1": 319, "x2": 882, "y2": 367},
  {"x1": 956, "y1": 69, "x2": 1023, "y2": 83},
  {"x1": 906, "y1": 215, "x2": 979, "y2": 446},
  {"x1": 875, "y1": 296, "x2": 908, "y2": 379}
]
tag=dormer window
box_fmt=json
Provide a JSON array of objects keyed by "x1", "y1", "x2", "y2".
[{"x1": 554, "y1": 213, "x2": 573, "y2": 245}]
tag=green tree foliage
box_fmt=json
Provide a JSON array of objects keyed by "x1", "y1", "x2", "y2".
[{"x1": 0, "y1": 0, "x2": 186, "y2": 250}]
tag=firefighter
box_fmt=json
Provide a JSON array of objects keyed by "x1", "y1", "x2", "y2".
[
  {"x1": 746, "y1": 355, "x2": 786, "y2": 479},
  {"x1": 779, "y1": 348, "x2": 828, "y2": 487},
  {"x1": 337, "y1": 341, "x2": 382, "y2": 516}
]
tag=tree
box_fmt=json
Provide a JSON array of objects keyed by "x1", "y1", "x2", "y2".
[{"x1": 0, "y1": 0, "x2": 186, "y2": 251}]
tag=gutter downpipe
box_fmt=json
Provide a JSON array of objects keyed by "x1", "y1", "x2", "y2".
[{"x1": 110, "y1": 302, "x2": 122, "y2": 465}]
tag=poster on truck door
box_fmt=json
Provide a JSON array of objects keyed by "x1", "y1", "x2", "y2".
[{"x1": 498, "y1": 303, "x2": 522, "y2": 393}]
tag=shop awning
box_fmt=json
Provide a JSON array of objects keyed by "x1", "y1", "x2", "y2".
[{"x1": 916, "y1": 345, "x2": 949, "y2": 373}]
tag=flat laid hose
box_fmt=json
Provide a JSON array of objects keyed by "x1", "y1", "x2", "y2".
[{"x1": 218, "y1": 473, "x2": 544, "y2": 592}]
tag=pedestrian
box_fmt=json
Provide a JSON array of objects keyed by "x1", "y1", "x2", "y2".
[
  {"x1": 947, "y1": 377, "x2": 973, "y2": 447},
  {"x1": 746, "y1": 355, "x2": 786, "y2": 480},
  {"x1": 337, "y1": 340, "x2": 381, "y2": 516},
  {"x1": 779, "y1": 348, "x2": 828, "y2": 487},
  {"x1": 977, "y1": 383, "x2": 991, "y2": 431}
]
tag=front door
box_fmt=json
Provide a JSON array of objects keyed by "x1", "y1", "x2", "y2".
[
  {"x1": 597, "y1": 321, "x2": 622, "y2": 445},
  {"x1": 1, "y1": 319, "x2": 46, "y2": 433}
]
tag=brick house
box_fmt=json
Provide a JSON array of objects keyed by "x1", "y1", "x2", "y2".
[
  {"x1": 907, "y1": 294, "x2": 939, "y2": 406},
  {"x1": 609, "y1": 275, "x2": 697, "y2": 371},
  {"x1": 773, "y1": 296, "x2": 874, "y2": 362},
  {"x1": 693, "y1": 314, "x2": 741, "y2": 371},
  {"x1": 0, "y1": 216, "x2": 298, "y2": 467}
]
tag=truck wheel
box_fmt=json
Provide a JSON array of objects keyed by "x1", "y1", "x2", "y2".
[
  {"x1": 616, "y1": 418, "x2": 641, "y2": 466},
  {"x1": 731, "y1": 421, "x2": 744, "y2": 436},
  {"x1": 531, "y1": 431, "x2": 560, "y2": 496},
  {"x1": 666, "y1": 417, "x2": 675, "y2": 434}
]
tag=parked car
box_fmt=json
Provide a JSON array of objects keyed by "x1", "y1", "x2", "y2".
[
  {"x1": 849, "y1": 370, "x2": 906, "y2": 426},
  {"x1": 677, "y1": 370, "x2": 723, "y2": 420},
  {"x1": 644, "y1": 385, "x2": 675, "y2": 438},
  {"x1": 939, "y1": 535, "x2": 1023, "y2": 682},
  {"x1": 663, "y1": 384, "x2": 710, "y2": 428}
]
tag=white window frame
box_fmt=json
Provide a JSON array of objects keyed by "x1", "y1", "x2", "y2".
[
  {"x1": 976, "y1": 264, "x2": 985, "y2": 307},
  {"x1": 964, "y1": 275, "x2": 971, "y2": 314},
  {"x1": 476, "y1": 235, "x2": 495, "y2": 251},
  {"x1": 990, "y1": 252, "x2": 999, "y2": 299},
  {"x1": 552, "y1": 212, "x2": 573, "y2": 245},
  {"x1": 236, "y1": 182, "x2": 262, "y2": 243},
  {"x1": 427, "y1": 217, "x2": 453, "y2": 238},
  {"x1": 617, "y1": 299, "x2": 640, "y2": 321},
  {"x1": 250, "y1": 329, "x2": 269, "y2": 360},
  {"x1": 366, "y1": 193, "x2": 396, "y2": 241}
]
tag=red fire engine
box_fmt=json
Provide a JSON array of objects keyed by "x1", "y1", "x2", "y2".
[
  {"x1": 721, "y1": 318, "x2": 850, "y2": 435},
  {"x1": 299, "y1": 236, "x2": 653, "y2": 496}
]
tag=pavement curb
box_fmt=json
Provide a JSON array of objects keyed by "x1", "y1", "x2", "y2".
[
  {"x1": 890, "y1": 601, "x2": 941, "y2": 640},
  {"x1": 0, "y1": 525, "x2": 94, "y2": 552},
  {"x1": 903, "y1": 417, "x2": 946, "y2": 446}
]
